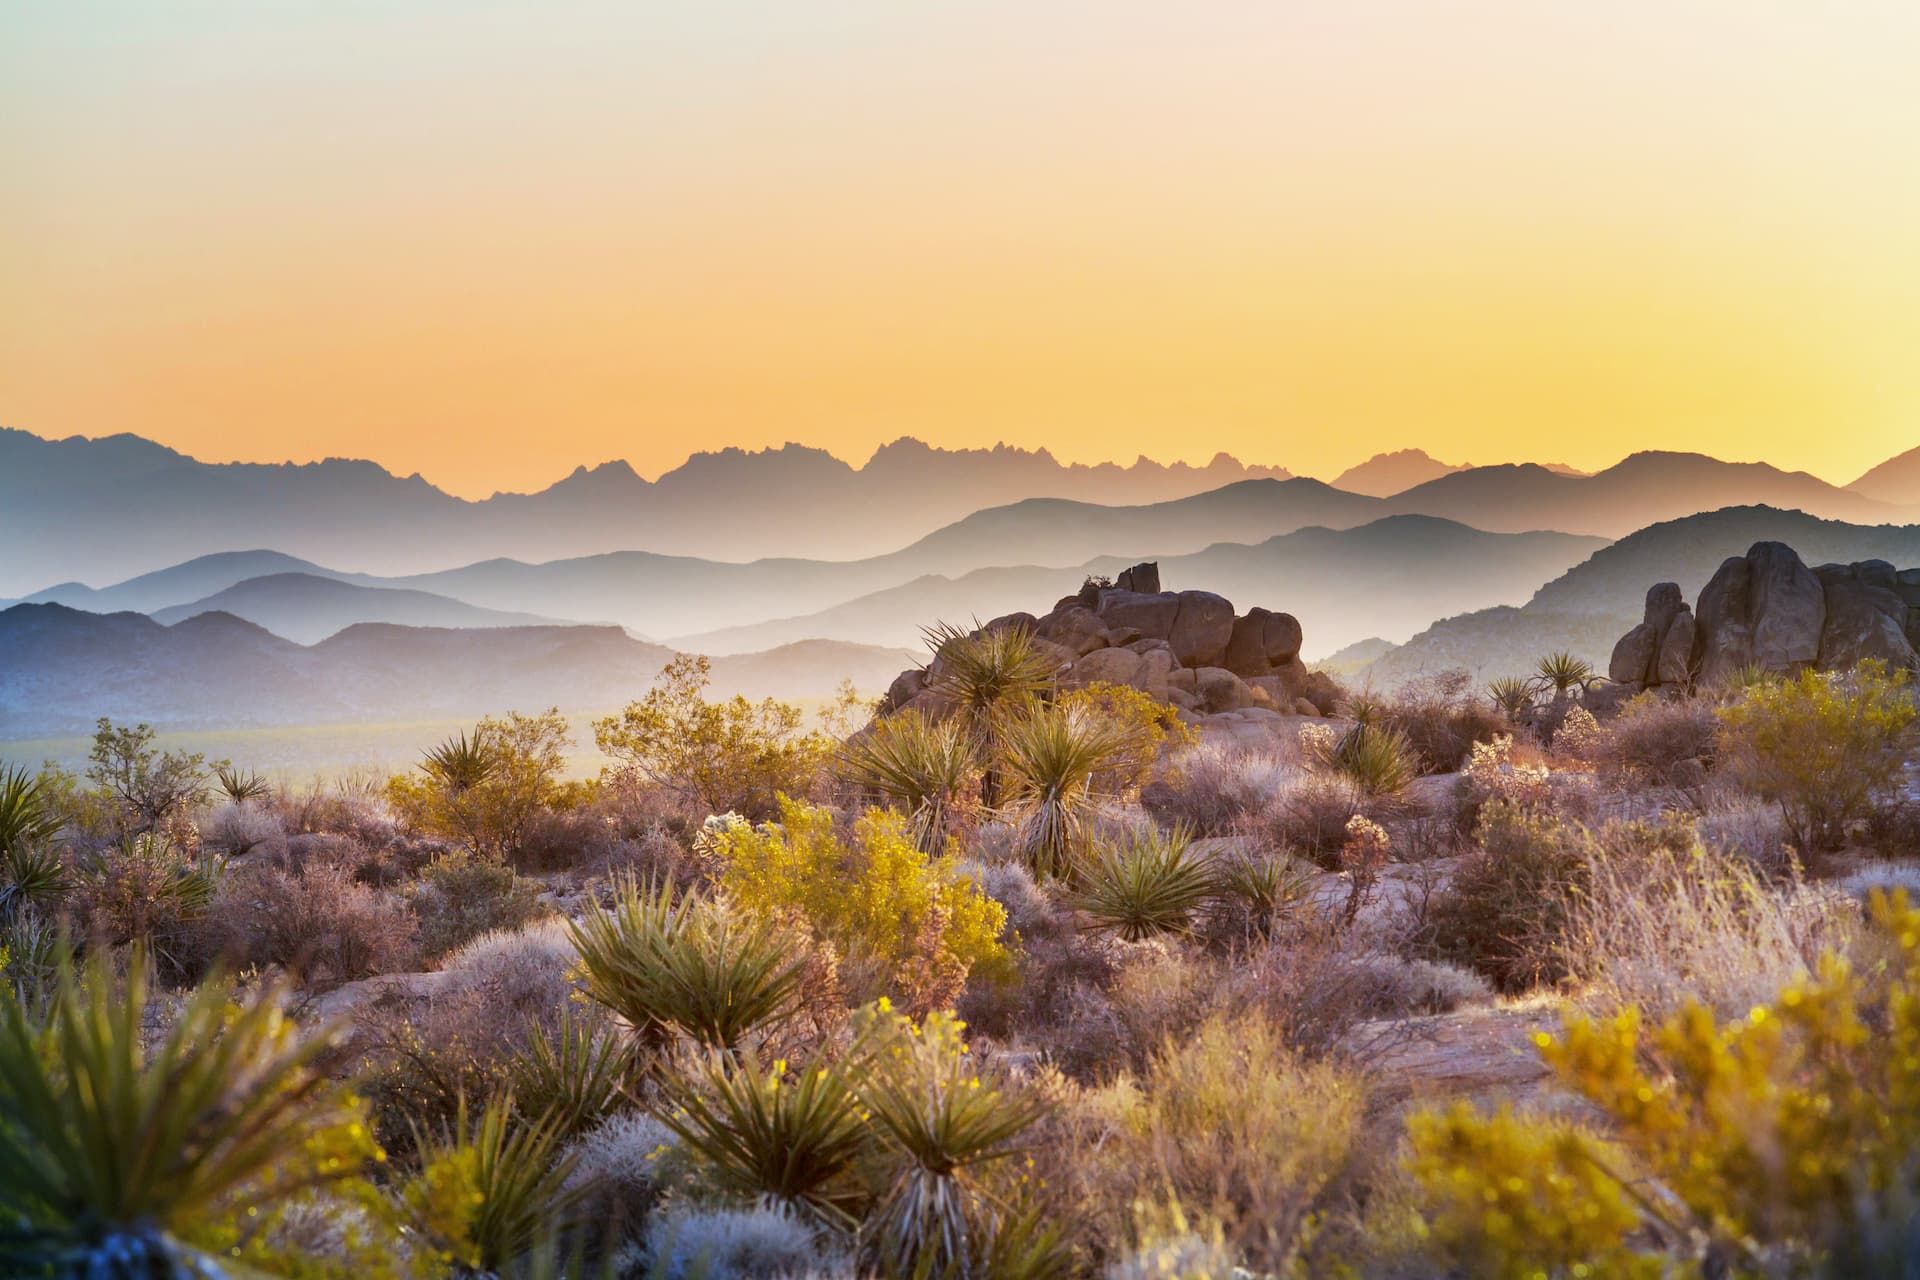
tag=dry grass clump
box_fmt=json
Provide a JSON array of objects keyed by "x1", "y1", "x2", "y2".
[
  {"x1": 1594, "y1": 691, "x2": 1718, "y2": 789},
  {"x1": 641, "y1": 1203, "x2": 845, "y2": 1280},
  {"x1": 1141, "y1": 743, "x2": 1296, "y2": 834},
  {"x1": 1563, "y1": 841, "x2": 1855, "y2": 1019},
  {"x1": 199, "y1": 800, "x2": 287, "y2": 859},
  {"x1": 1696, "y1": 789, "x2": 1795, "y2": 877},
  {"x1": 1380, "y1": 668, "x2": 1510, "y2": 773},
  {"x1": 1038, "y1": 1009, "x2": 1372, "y2": 1273},
  {"x1": 412, "y1": 848, "x2": 547, "y2": 961},
  {"x1": 1234, "y1": 771, "x2": 1365, "y2": 869}
]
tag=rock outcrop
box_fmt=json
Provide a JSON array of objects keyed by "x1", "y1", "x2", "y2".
[
  {"x1": 881, "y1": 561, "x2": 1340, "y2": 721},
  {"x1": 1608, "y1": 541, "x2": 1920, "y2": 692}
]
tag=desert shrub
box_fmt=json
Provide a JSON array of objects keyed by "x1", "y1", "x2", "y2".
[
  {"x1": 1597, "y1": 690, "x2": 1718, "y2": 789},
  {"x1": 199, "y1": 799, "x2": 287, "y2": 860},
  {"x1": 1717, "y1": 659, "x2": 1918, "y2": 853},
  {"x1": 387, "y1": 708, "x2": 574, "y2": 861},
  {"x1": 84, "y1": 717, "x2": 212, "y2": 836},
  {"x1": 412, "y1": 848, "x2": 546, "y2": 961},
  {"x1": 1548, "y1": 703, "x2": 1607, "y2": 762},
  {"x1": 1314, "y1": 722, "x2": 1417, "y2": 800},
  {"x1": 1141, "y1": 743, "x2": 1294, "y2": 835},
  {"x1": 954, "y1": 861, "x2": 1118, "y2": 1050},
  {"x1": 1050, "y1": 1009, "x2": 1368, "y2": 1273},
  {"x1": 1205, "y1": 849, "x2": 1315, "y2": 944},
  {"x1": 0, "y1": 947, "x2": 383, "y2": 1275},
  {"x1": 402, "y1": 1095, "x2": 587, "y2": 1274},
  {"x1": 1236, "y1": 771, "x2": 1363, "y2": 870},
  {"x1": 1696, "y1": 788, "x2": 1796, "y2": 876},
  {"x1": 835, "y1": 709, "x2": 979, "y2": 853},
  {"x1": 643, "y1": 1203, "x2": 842, "y2": 1280},
  {"x1": 562, "y1": 1110, "x2": 679, "y2": 1238},
  {"x1": 274, "y1": 771, "x2": 399, "y2": 847},
  {"x1": 997, "y1": 701, "x2": 1130, "y2": 879},
  {"x1": 595, "y1": 654, "x2": 831, "y2": 820},
  {"x1": 656, "y1": 1046, "x2": 870, "y2": 1223},
  {"x1": 1407, "y1": 889, "x2": 1920, "y2": 1276},
  {"x1": 68, "y1": 834, "x2": 221, "y2": 979},
  {"x1": 715, "y1": 797, "x2": 1010, "y2": 1011},
  {"x1": 1059, "y1": 680, "x2": 1198, "y2": 795},
  {"x1": 1560, "y1": 837, "x2": 1852, "y2": 1019},
  {"x1": 1458, "y1": 733, "x2": 1553, "y2": 814},
  {"x1": 852, "y1": 1003, "x2": 1055, "y2": 1278},
  {"x1": 1072, "y1": 826, "x2": 1215, "y2": 941},
  {"x1": 1412, "y1": 802, "x2": 1586, "y2": 994},
  {"x1": 571, "y1": 877, "x2": 805, "y2": 1052},
  {"x1": 201, "y1": 860, "x2": 419, "y2": 986},
  {"x1": 1383, "y1": 668, "x2": 1509, "y2": 773}
]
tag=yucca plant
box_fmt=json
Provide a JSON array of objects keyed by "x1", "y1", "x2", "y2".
[
  {"x1": 1320, "y1": 722, "x2": 1417, "y2": 799},
  {"x1": 0, "y1": 947, "x2": 378, "y2": 1276},
  {"x1": 1534, "y1": 651, "x2": 1595, "y2": 699},
  {"x1": 997, "y1": 703, "x2": 1129, "y2": 880},
  {"x1": 0, "y1": 765, "x2": 66, "y2": 921},
  {"x1": 1486, "y1": 676, "x2": 1535, "y2": 721},
  {"x1": 921, "y1": 621, "x2": 1057, "y2": 726},
  {"x1": 1212, "y1": 850, "x2": 1317, "y2": 938},
  {"x1": 513, "y1": 1009, "x2": 639, "y2": 1138},
  {"x1": 423, "y1": 728, "x2": 496, "y2": 794},
  {"x1": 404, "y1": 1093, "x2": 587, "y2": 1276},
  {"x1": 213, "y1": 762, "x2": 272, "y2": 806},
  {"x1": 570, "y1": 877, "x2": 804, "y2": 1052},
  {"x1": 1336, "y1": 693, "x2": 1388, "y2": 729},
  {"x1": 837, "y1": 709, "x2": 978, "y2": 852},
  {"x1": 852, "y1": 1005, "x2": 1049, "y2": 1278},
  {"x1": 656, "y1": 1048, "x2": 870, "y2": 1226},
  {"x1": 1071, "y1": 827, "x2": 1217, "y2": 941}
]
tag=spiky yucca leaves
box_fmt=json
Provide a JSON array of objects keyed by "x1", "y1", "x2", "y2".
[
  {"x1": 1486, "y1": 676, "x2": 1535, "y2": 722},
  {"x1": 422, "y1": 729, "x2": 496, "y2": 794},
  {"x1": 213, "y1": 762, "x2": 271, "y2": 806},
  {"x1": 1534, "y1": 651, "x2": 1595, "y2": 698},
  {"x1": 1320, "y1": 723, "x2": 1417, "y2": 799},
  {"x1": 1336, "y1": 693, "x2": 1388, "y2": 729},
  {"x1": 570, "y1": 877, "x2": 804, "y2": 1052},
  {"x1": 852, "y1": 1004, "x2": 1050, "y2": 1279},
  {"x1": 404, "y1": 1094, "x2": 587, "y2": 1276},
  {"x1": 1213, "y1": 850, "x2": 1317, "y2": 938},
  {"x1": 657, "y1": 1048, "x2": 870, "y2": 1225},
  {"x1": 0, "y1": 947, "x2": 378, "y2": 1275},
  {"x1": 0, "y1": 765, "x2": 65, "y2": 921},
  {"x1": 997, "y1": 703, "x2": 1129, "y2": 880},
  {"x1": 837, "y1": 710, "x2": 979, "y2": 852},
  {"x1": 1072, "y1": 827, "x2": 1217, "y2": 941},
  {"x1": 921, "y1": 621, "x2": 1057, "y2": 726},
  {"x1": 513, "y1": 1009, "x2": 639, "y2": 1138}
]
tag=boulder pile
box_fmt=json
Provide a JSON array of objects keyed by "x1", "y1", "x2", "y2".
[
  {"x1": 881, "y1": 562, "x2": 1341, "y2": 720},
  {"x1": 1609, "y1": 540, "x2": 1920, "y2": 692}
]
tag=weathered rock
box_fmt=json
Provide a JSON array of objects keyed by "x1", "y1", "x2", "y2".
[
  {"x1": 1655, "y1": 610, "x2": 1697, "y2": 686},
  {"x1": 1694, "y1": 555, "x2": 1756, "y2": 686},
  {"x1": 1608, "y1": 622, "x2": 1660, "y2": 688},
  {"x1": 884, "y1": 667, "x2": 927, "y2": 712},
  {"x1": 1135, "y1": 647, "x2": 1177, "y2": 701},
  {"x1": 1193, "y1": 666, "x2": 1254, "y2": 714},
  {"x1": 1224, "y1": 607, "x2": 1305, "y2": 677},
  {"x1": 1818, "y1": 566, "x2": 1916, "y2": 671},
  {"x1": 1097, "y1": 590, "x2": 1180, "y2": 641},
  {"x1": 1168, "y1": 590, "x2": 1237, "y2": 668},
  {"x1": 1293, "y1": 696, "x2": 1321, "y2": 717},
  {"x1": 1747, "y1": 541, "x2": 1825, "y2": 672},
  {"x1": 1061, "y1": 645, "x2": 1145, "y2": 690},
  {"x1": 1116, "y1": 562, "x2": 1161, "y2": 594},
  {"x1": 1036, "y1": 605, "x2": 1110, "y2": 656},
  {"x1": 983, "y1": 611, "x2": 1038, "y2": 636},
  {"x1": 1030, "y1": 637, "x2": 1079, "y2": 673}
]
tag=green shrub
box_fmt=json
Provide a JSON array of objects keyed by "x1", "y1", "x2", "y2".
[
  {"x1": 413, "y1": 849, "x2": 545, "y2": 961},
  {"x1": 1072, "y1": 827, "x2": 1216, "y2": 941},
  {"x1": 1716, "y1": 659, "x2": 1917, "y2": 853},
  {"x1": 84, "y1": 718, "x2": 212, "y2": 836},
  {"x1": 387, "y1": 709, "x2": 574, "y2": 860},
  {"x1": 594, "y1": 654, "x2": 830, "y2": 820},
  {"x1": 570, "y1": 877, "x2": 804, "y2": 1051},
  {"x1": 1412, "y1": 802, "x2": 1586, "y2": 994},
  {"x1": 715, "y1": 797, "x2": 1010, "y2": 1010},
  {"x1": 0, "y1": 948, "x2": 381, "y2": 1275}
]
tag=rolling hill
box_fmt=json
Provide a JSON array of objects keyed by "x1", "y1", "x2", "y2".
[
  {"x1": 149, "y1": 573, "x2": 567, "y2": 643},
  {"x1": 0, "y1": 605, "x2": 914, "y2": 737}
]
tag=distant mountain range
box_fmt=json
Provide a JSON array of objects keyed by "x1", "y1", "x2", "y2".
[
  {"x1": 679, "y1": 517, "x2": 1606, "y2": 659},
  {"x1": 1850, "y1": 445, "x2": 1920, "y2": 506},
  {"x1": 1359, "y1": 506, "x2": 1920, "y2": 687},
  {"x1": 148, "y1": 573, "x2": 566, "y2": 644},
  {"x1": 0, "y1": 428, "x2": 1290, "y2": 595},
  {"x1": 0, "y1": 605, "x2": 915, "y2": 737},
  {"x1": 4, "y1": 427, "x2": 1910, "y2": 598},
  {"x1": 1330, "y1": 449, "x2": 1471, "y2": 497}
]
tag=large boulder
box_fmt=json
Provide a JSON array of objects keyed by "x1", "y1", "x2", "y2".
[
  {"x1": 1694, "y1": 555, "x2": 1757, "y2": 686},
  {"x1": 1224, "y1": 607, "x2": 1304, "y2": 677},
  {"x1": 1116, "y1": 562, "x2": 1161, "y2": 594},
  {"x1": 1608, "y1": 622, "x2": 1661, "y2": 688},
  {"x1": 1655, "y1": 610, "x2": 1698, "y2": 686},
  {"x1": 1096, "y1": 590, "x2": 1180, "y2": 642},
  {"x1": 1817, "y1": 564, "x2": 1916, "y2": 672},
  {"x1": 1036, "y1": 605, "x2": 1111, "y2": 656},
  {"x1": 1192, "y1": 666, "x2": 1254, "y2": 714},
  {"x1": 1061, "y1": 645, "x2": 1145, "y2": 691},
  {"x1": 1747, "y1": 542, "x2": 1825, "y2": 671},
  {"x1": 1168, "y1": 590, "x2": 1236, "y2": 668},
  {"x1": 883, "y1": 667, "x2": 927, "y2": 713},
  {"x1": 1608, "y1": 582, "x2": 1694, "y2": 689}
]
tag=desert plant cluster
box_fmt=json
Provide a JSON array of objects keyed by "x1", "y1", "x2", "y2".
[{"x1": 3, "y1": 631, "x2": 1920, "y2": 1278}]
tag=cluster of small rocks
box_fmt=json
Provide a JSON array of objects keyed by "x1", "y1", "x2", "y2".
[
  {"x1": 881, "y1": 562, "x2": 1342, "y2": 722},
  {"x1": 1610, "y1": 540, "x2": 1920, "y2": 692}
]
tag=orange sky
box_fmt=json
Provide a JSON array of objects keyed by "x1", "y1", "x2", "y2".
[{"x1": 4, "y1": 3, "x2": 1918, "y2": 497}]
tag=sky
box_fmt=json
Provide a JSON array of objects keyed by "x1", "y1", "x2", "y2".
[{"x1": 4, "y1": 2, "x2": 1919, "y2": 498}]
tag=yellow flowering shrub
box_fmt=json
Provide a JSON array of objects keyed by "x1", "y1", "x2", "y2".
[
  {"x1": 716, "y1": 797, "x2": 1011, "y2": 1009},
  {"x1": 1405, "y1": 888, "x2": 1920, "y2": 1276},
  {"x1": 1059, "y1": 680, "x2": 1198, "y2": 794}
]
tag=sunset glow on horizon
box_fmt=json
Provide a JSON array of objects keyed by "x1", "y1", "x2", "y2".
[{"x1": 5, "y1": 2, "x2": 1920, "y2": 497}]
